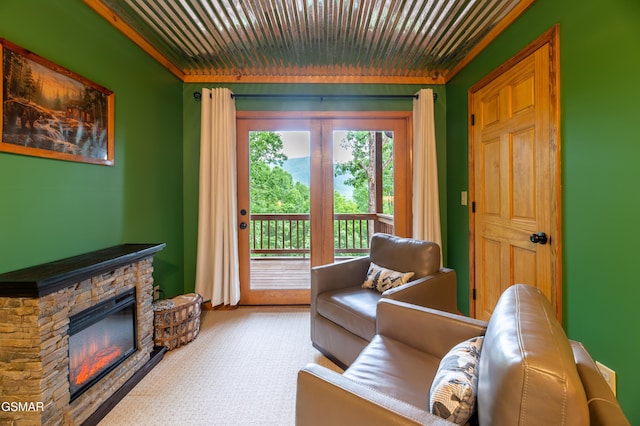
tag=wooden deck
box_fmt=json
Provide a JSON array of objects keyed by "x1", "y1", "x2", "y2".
[
  {"x1": 250, "y1": 256, "x2": 365, "y2": 290},
  {"x1": 250, "y1": 258, "x2": 311, "y2": 290}
]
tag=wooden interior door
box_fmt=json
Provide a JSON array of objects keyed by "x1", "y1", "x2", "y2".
[{"x1": 470, "y1": 27, "x2": 560, "y2": 320}]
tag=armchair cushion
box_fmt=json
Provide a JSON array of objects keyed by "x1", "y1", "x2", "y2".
[
  {"x1": 316, "y1": 287, "x2": 379, "y2": 340},
  {"x1": 429, "y1": 336, "x2": 484, "y2": 424},
  {"x1": 343, "y1": 335, "x2": 441, "y2": 410},
  {"x1": 362, "y1": 261, "x2": 415, "y2": 292}
]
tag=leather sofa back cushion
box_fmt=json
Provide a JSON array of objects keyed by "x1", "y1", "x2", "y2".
[
  {"x1": 369, "y1": 233, "x2": 440, "y2": 279},
  {"x1": 477, "y1": 285, "x2": 589, "y2": 425}
]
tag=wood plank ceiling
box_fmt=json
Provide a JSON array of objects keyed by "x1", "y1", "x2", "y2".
[{"x1": 85, "y1": 0, "x2": 533, "y2": 83}]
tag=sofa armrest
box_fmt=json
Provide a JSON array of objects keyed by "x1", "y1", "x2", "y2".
[
  {"x1": 296, "y1": 363, "x2": 454, "y2": 426},
  {"x1": 570, "y1": 341, "x2": 630, "y2": 425},
  {"x1": 311, "y1": 256, "x2": 370, "y2": 299},
  {"x1": 376, "y1": 299, "x2": 488, "y2": 358},
  {"x1": 382, "y1": 268, "x2": 457, "y2": 314}
]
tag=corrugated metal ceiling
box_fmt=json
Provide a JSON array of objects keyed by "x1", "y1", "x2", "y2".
[{"x1": 90, "y1": 0, "x2": 529, "y2": 82}]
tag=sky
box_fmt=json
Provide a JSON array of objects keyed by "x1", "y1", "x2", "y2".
[{"x1": 279, "y1": 130, "x2": 353, "y2": 162}]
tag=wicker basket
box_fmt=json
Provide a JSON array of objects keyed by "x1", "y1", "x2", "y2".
[{"x1": 153, "y1": 293, "x2": 203, "y2": 350}]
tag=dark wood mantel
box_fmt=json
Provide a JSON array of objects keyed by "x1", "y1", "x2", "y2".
[{"x1": 0, "y1": 243, "x2": 166, "y2": 298}]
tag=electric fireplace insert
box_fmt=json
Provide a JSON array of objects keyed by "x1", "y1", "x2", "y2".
[{"x1": 68, "y1": 289, "x2": 137, "y2": 401}]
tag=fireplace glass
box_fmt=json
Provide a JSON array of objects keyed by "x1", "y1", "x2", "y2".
[{"x1": 68, "y1": 289, "x2": 137, "y2": 401}]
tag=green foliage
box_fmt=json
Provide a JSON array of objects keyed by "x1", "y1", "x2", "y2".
[
  {"x1": 334, "y1": 190, "x2": 359, "y2": 213},
  {"x1": 352, "y1": 184, "x2": 369, "y2": 213},
  {"x1": 249, "y1": 132, "x2": 309, "y2": 214},
  {"x1": 335, "y1": 131, "x2": 395, "y2": 214},
  {"x1": 250, "y1": 164, "x2": 310, "y2": 214},
  {"x1": 335, "y1": 131, "x2": 371, "y2": 190},
  {"x1": 250, "y1": 131, "x2": 287, "y2": 166},
  {"x1": 248, "y1": 130, "x2": 392, "y2": 257}
]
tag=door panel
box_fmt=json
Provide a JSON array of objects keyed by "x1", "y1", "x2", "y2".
[
  {"x1": 237, "y1": 120, "x2": 317, "y2": 305},
  {"x1": 330, "y1": 128, "x2": 397, "y2": 260},
  {"x1": 248, "y1": 130, "x2": 311, "y2": 292},
  {"x1": 471, "y1": 32, "x2": 560, "y2": 321},
  {"x1": 481, "y1": 138, "x2": 501, "y2": 216},
  {"x1": 479, "y1": 238, "x2": 502, "y2": 320},
  {"x1": 511, "y1": 128, "x2": 535, "y2": 219},
  {"x1": 512, "y1": 74, "x2": 535, "y2": 113},
  {"x1": 512, "y1": 245, "x2": 536, "y2": 284}
]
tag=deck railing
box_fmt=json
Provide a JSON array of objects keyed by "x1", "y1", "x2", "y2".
[{"x1": 250, "y1": 213, "x2": 394, "y2": 257}]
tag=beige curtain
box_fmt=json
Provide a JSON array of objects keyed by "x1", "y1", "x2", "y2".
[
  {"x1": 412, "y1": 88, "x2": 442, "y2": 261},
  {"x1": 195, "y1": 88, "x2": 240, "y2": 306}
]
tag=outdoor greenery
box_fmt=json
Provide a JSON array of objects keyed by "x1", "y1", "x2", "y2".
[
  {"x1": 335, "y1": 130, "x2": 395, "y2": 215},
  {"x1": 249, "y1": 130, "x2": 393, "y2": 256},
  {"x1": 249, "y1": 131, "x2": 310, "y2": 214}
]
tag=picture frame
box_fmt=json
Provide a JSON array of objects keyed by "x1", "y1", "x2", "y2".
[{"x1": 1, "y1": 38, "x2": 114, "y2": 166}]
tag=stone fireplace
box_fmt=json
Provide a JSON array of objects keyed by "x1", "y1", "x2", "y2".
[{"x1": 0, "y1": 244, "x2": 165, "y2": 425}]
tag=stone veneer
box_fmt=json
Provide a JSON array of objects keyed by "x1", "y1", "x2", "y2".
[{"x1": 0, "y1": 257, "x2": 156, "y2": 425}]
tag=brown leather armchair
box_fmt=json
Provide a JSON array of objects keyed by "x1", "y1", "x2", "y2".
[
  {"x1": 298, "y1": 284, "x2": 630, "y2": 425},
  {"x1": 311, "y1": 233, "x2": 457, "y2": 368}
]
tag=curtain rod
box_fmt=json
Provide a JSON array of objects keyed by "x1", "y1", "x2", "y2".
[{"x1": 193, "y1": 92, "x2": 437, "y2": 102}]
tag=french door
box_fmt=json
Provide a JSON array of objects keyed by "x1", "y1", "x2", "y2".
[{"x1": 237, "y1": 111, "x2": 411, "y2": 305}]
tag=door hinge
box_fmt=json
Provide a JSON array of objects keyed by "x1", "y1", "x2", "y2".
[
  {"x1": 471, "y1": 201, "x2": 476, "y2": 213},
  {"x1": 471, "y1": 114, "x2": 475, "y2": 126},
  {"x1": 472, "y1": 288, "x2": 476, "y2": 300}
]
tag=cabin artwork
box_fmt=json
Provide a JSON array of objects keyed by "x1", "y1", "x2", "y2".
[{"x1": 1, "y1": 42, "x2": 113, "y2": 164}]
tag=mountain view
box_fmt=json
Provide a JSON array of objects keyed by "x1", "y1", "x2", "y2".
[{"x1": 282, "y1": 156, "x2": 354, "y2": 200}]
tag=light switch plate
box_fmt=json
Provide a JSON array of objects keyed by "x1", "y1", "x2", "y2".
[{"x1": 461, "y1": 191, "x2": 468, "y2": 206}]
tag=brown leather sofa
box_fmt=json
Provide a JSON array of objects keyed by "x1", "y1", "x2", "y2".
[
  {"x1": 298, "y1": 284, "x2": 629, "y2": 425},
  {"x1": 311, "y1": 233, "x2": 457, "y2": 368}
]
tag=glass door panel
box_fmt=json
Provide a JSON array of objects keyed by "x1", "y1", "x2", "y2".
[
  {"x1": 237, "y1": 118, "x2": 318, "y2": 305},
  {"x1": 249, "y1": 131, "x2": 311, "y2": 291},
  {"x1": 332, "y1": 130, "x2": 395, "y2": 262}
]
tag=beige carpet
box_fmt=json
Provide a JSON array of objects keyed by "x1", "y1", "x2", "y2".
[{"x1": 99, "y1": 307, "x2": 340, "y2": 426}]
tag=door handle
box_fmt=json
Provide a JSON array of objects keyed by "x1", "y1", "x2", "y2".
[
  {"x1": 529, "y1": 232, "x2": 548, "y2": 245},
  {"x1": 239, "y1": 222, "x2": 247, "y2": 230}
]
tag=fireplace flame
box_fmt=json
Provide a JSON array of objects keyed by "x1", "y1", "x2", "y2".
[{"x1": 70, "y1": 343, "x2": 123, "y2": 387}]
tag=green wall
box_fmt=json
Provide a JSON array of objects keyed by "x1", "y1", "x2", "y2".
[
  {"x1": 446, "y1": 0, "x2": 640, "y2": 421},
  {"x1": 182, "y1": 83, "x2": 447, "y2": 292},
  {"x1": 0, "y1": 1, "x2": 185, "y2": 297},
  {"x1": 4, "y1": 0, "x2": 636, "y2": 420}
]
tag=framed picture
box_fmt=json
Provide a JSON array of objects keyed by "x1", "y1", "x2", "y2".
[{"x1": 1, "y1": 38, "x2": 114, "y2": 166}]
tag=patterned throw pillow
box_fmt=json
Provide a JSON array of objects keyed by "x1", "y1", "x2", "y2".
[
  {"x1": 362, "y1": 262, "x2": 415, "y2": 292},
  {"x1": 429, "y1": 336, "x2": 484, "y2": 425}
]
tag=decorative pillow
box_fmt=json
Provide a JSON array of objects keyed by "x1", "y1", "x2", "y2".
[
  {"x1": 429, "y1": 336, "x2": 484, "y2": 425},
  {"x1": 362, "y1": 262, "x2": 415, "y2": 292}
]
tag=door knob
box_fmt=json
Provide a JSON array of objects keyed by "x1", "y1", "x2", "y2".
[
  {"x1": 529, "y1": 232, "x2": 548, "y2": 245},
  {"x1": 239, "y1": 222, "x2": 247, "y2": 230},
  {"x1": 240, "y1": 209, "x2": 247, "y2": 216}
]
